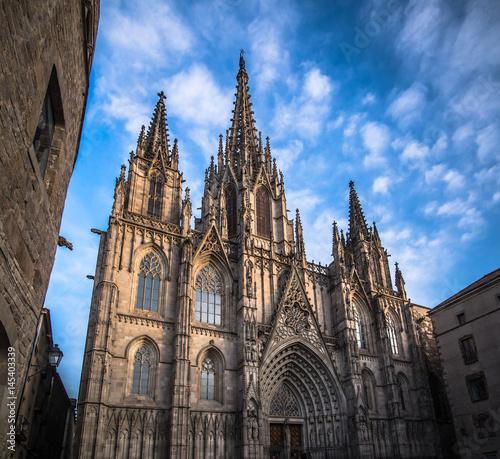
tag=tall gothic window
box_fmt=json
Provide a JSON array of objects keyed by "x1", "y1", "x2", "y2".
[
  {"x1": 386, "y1": 314, "x2": 399, "y2": 354},
  {"x1": 397, "y1": 374, "x2": 410, "y2": 412},
  {"x1": 132, "y1": 346, "x2": 150, "y2": 394},
  {"x1": 256, "y1": 187, "x2": 270, "y2": 238},
  {"x1": 201, "y1": 356, "x2": 215, "y2": 400},
  {"x1": 362, "y1": 370, "x2": 376, "y2": 411},
  {"x1": 147, "y1": 172, "x2": 163, "y2": 219},
  {"x1": 353, "y1": 306, "x2": 367, "y2": 350},
  {"x1": 32, "y1": 67, "x2": 64, "y2": 179},
  {"x1": 225, "y1": 186, "x2": 237, "y2": 236},
  {"x1": 136, "y1": 252, "x2": 161, "y2": 312},
  {"x1": 195, "y1": 266, "x2": 222, "y2": 325}
]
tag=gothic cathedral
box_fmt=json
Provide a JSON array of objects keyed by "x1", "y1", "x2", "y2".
[{"x1": 75, "y1": 55, "x2": 442, "y2": 458}]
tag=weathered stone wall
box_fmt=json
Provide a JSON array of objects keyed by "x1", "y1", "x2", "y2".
[{"x1": 0, "y1": 0, "x2": 98, "y2": 453}]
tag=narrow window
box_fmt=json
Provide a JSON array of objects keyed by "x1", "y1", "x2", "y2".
[
  {"x1": 225, "y1": 186, "x2": 237, "y2": 237},
  {"x1": 136, "y1": 253, "x2": 161, "y2": 312},
  {"x1": 457, "y1": 313, "x2": 466, "y2": 326},
  {"x1": 201, "y1": 356, "x2": 215, "y2": 400},
  {"x1": 132, "y1": 346, "x2": 150, "y2": 395},
  {"x1": 256, "y1": 187, "x2": 270, "y2": 237},
  {"x1": 362, "y1": 371, "x2": 375, "y2": 410},
  {"x1": 32, "y1": 67, "x2": 64, "y2": 181},
  {"x1": 467, "y1": 373, "x2": 488, "y2": 402},
  {"x1": 386, "y1": 314, "x2": 399, "y2": 355},
  {"x1": 195, "y1": 266, "x2": 222, "y2": 325},
  {"x1": 397, "y1": 376, "x2": 410, "y2": 412},
  {"x1": 460, "y1": 336, "x2": 478, "y2": 364},
  {"x1": 354, "y1": 306, "x2": 367, "y2": 350},
  {"x1": 33, "y1": 90, "x2": 55, "y2": 177},
  {"x1": 147, "y1": 173, "x2": 163, "y2": 219}
]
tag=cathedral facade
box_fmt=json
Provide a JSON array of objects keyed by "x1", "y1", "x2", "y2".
[{"x1": 75, "y1": 55, "x2": 443, "y2": 458}]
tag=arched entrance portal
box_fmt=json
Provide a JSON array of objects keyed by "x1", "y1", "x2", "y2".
[
  {"x1": 268, "y1": 383, "x2": 303, "y2": 457},
  {"x1": 261, "y1": 342, "x2": 347, "y2": 458}
]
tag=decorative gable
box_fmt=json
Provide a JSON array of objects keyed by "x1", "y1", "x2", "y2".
[{"x1": 267, "y1": 266, "x2": 326, "y2": 355}]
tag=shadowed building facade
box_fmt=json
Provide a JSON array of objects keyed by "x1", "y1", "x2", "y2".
[
  {"x1": 0, "y1": 1, "x2": 98, "y2": 456},
  {"x1": 76, "y1": 55, "x2": 444, "y2": 458}
]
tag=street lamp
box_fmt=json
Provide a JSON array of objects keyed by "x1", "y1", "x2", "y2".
[{"x1": 47, "y1": 344, "x2": 63, "y2": 368}]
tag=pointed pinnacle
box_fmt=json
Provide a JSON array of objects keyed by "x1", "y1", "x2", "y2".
[{"x1": 333, "y1": 221, "x2": 340, "y2": 241}]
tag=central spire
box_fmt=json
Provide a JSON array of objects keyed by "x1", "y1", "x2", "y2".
[{"x1": 228, "y1": 51, "x2": 259, "y2": 172}]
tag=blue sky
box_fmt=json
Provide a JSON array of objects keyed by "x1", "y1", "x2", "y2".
[{"x1": 44, "y1": 0, "x2": 500, "y2": 399}]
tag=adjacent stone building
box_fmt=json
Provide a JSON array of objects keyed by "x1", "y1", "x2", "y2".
[
  {"x1": 0, "y1": 1, "x2": 99, "y2": 455},
  {"x1": 76, "y1": 54, "x2": 444, "y2": 458},
  {"x1": 12, "y1": 309, "x2": 76, "y2": 458},
  {"x1": 429, "y1": 268, "x2": 500, "y2": 459}
]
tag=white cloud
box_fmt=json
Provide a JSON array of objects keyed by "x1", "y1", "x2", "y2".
[
  {"x1": 273, "y1": 140, "x2": 304, "y2": 172},
  {"x1": 397, "y1": 1, "x2": 443, "y2": 57},
  {"x1": 304, "y1": 68, "x2": 333, "y2": 100},
  {"x1": 327, "y1": 114, "x2": 344, "y2": 130},
  {"x1": 343, "y1": 114, "x2": 362, "y2": 138},
  {"x1": 476, "y1": 123, "x2": 500, "y2": 162},
  {"x1": 273, "y1": 68, "x2": 334, "y2": 139},
  {"x1": 401, "y1": 140, "x2": 429, "y2": 161},
  {"x1": 387, "y1": 82, "x2": 427, "y2": 126},
  {"x1": 425, "y1": 164, "x2": 446, "y2": 184},
  {"x1": 443, "y1": 169, "x2": 465, "y2": 190},
  {"x1": 361, "y1": 121, "x2": 390, "y2": 167},
  {"x1": 103, "y1": 1, "x2": 193, "y2": 61},
  {"x1": 164, "y1": 64, "x2": 233, "y2": 128},
  {"x1": 373, "y1": 176, "x2": 391, "y2": 194},
  {"x1": 452, "y1": 123, "x2": 474, "y2": 144},
  {"x1": 362, "y1": 92, "x2": 376, "y2": 105}
]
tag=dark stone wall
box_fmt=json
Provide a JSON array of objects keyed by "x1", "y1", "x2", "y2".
[{"x1": 0, "y1": 1, "x2": 99, "y2": 454}]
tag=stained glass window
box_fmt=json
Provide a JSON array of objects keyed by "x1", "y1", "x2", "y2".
[
  {"x1": 132, "y1": 346, "x2": 150, "y2": 395},
  {"x1": 386, "y1": 314, "x2": 399, "y2": 355},
  {"x1": 195, "y1": 266, "x2": 221, "y2": 325},
  {"x1": 354, "y1": 306, "x2": 367, "y2": 350},
  {"x1": 136, "y1": 252, "x2": 161, "y2": 312},
  {"x1": 147, "y1": 173, "x2": 163, "y2": 219},
  {"x1": 256, "y1": 187, "x2": 270, "y2": 237},
  {"x1": 201, "y1": 357, "x2": 215, "y2": 400}
]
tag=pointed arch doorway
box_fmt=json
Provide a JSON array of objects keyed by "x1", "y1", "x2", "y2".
[
  {"x1": 268, "y1": 383, "x2": 303, "y2": 458},
  {"x1": 261, "y1": 342, "x2": 348, "y2": 459}
]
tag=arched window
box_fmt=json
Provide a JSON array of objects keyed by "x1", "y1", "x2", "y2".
[
  {"x1": 225, "y1": 186, "x2": 237, "y2": 237},
  {"x1": 136, "y1": 252, "x2": 161, "y2": 312},
  {"x1": 386, "y1": 314, "x2": 399, "y2": 354},
  {"x1": 132, "y1": 346, "x2": 150, "y2": 394},
  {"x1": 256, "y1": 187, "x2": 270, "y2": 237},
  {"x1": 201, "y1": 356, "x2": 216, "y2": 400},
  {"x1": 397, "y1": 374, "x2": 411, "y2": 413},
  {"x1": 147, "y1": 172, "x2": 163, "y2": 219},
  {"x1": 353, "y1": 306, "x2": 367, "y2": 350},
  {"x1": 195, "y1": 266, "x2": 222, "y2": 325},
  {"x1": 362, "y1": 370, "x2": 376, "y2": 411}
]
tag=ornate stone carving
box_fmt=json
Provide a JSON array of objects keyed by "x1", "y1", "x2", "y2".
[
  {"x1": 273, "y1": 279, "x2": 325, "y2": 353},
  {"x1": 269, "y1": 384, "x2": 300, "y2": 417}
]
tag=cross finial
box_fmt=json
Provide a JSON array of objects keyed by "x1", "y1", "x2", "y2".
[
  {"x1": 349, "y1": 180, "x2": 354, "y2": 189},
  {"x1": 157, "y1": 91, "x2": 166, "y2": 100}
]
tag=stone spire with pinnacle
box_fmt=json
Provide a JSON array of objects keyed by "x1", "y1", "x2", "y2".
[
  {"x1": 142, "y1": 91, "x2": 176, "y2": 172},
  {"x1": 295, "y1": 208, "x2": 306, "y2": 263},
  {"x1": 395, "y1": 262, "x2": 407, "y2": 300},
  {"x1": 227, "y1": 50, "x2": 260, "y2": 174},
  {"x1": 348, "y1": 181, "x2": 369, "y2": 242}
]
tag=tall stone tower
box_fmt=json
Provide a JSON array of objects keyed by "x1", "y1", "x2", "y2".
[{"x1": 76, "y1": 54, "x2": 442, "y2": 458}]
